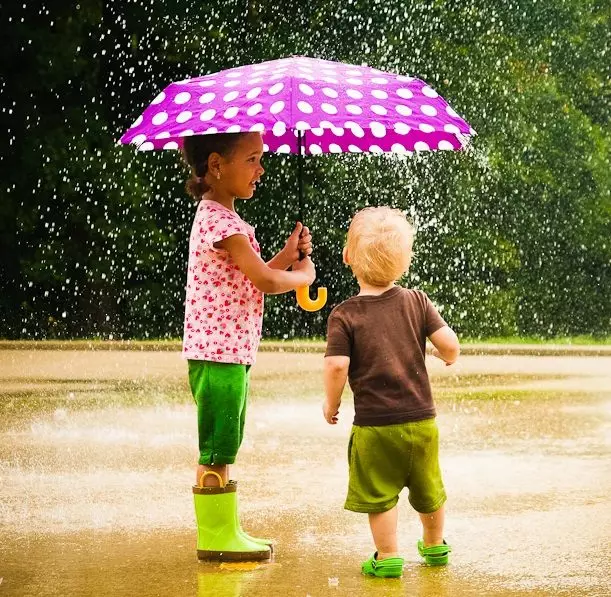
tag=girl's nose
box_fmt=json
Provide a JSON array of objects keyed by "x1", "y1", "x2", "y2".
[{"x1": 258, "y1": 165, "x2": 265, "y2": 176}]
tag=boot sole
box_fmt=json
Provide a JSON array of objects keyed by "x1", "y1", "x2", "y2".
[{"x1": 197, "y1": 549, "x2": 271, "y2": 562}]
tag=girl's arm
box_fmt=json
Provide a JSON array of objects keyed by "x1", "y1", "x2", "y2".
[
  {"x1": 323, "y1": 355, "x2": 350, "y2": 424},
  {"x1": 217, "y1": 234, "x2": 315, "y2": 294},
  {"x1": 267, "y1": 252, "x2": 293, "y2": 271},
  {"x1": 267, "y1": 223, "x2": 313, "y2": 271}
]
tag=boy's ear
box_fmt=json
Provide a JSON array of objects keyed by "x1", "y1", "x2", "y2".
[{"x1": 342, "y1": 246, "x2": 349, "y2": 264}]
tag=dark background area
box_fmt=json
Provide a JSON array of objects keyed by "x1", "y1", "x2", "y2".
[{"x1": 1, "y1": 0, "x2": 609, "y2": 339}]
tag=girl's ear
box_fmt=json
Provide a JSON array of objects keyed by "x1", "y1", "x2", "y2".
[
  {"x1": 342, "y1": 246, "x2": 349, "y2": 264},
  {"x1": 207, "y1": 152, "x2": 222, "y2": 172}
]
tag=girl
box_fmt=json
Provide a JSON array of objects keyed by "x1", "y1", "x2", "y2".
[{"x1": 182, "y1": 131, "x2": 315, "y2": 561}]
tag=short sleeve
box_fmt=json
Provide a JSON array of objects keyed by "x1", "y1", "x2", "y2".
[
  {"x1": 195, "y1": 205, "x2": 249, "y2": 251},
  {"x1": 423, "y1": 294, "x2": 447, "y2": 337},
  {"x1": 325, "y1": 310, "x2": 352, "y2": 358}
]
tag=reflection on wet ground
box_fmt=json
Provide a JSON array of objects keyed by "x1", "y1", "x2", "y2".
[{"x1": 0, "y1": 349, "x2": 610, "y2": 596}]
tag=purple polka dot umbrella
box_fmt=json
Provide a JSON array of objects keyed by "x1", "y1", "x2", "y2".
[
  {"x1": 120, "y1": 55, "x2": 474, "y2": 156},
  {"x1": 120, "y1": 56, "x2": 475, "y2": 311}
]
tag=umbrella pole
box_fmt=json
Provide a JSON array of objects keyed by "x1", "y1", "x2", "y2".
[
  {"x1": 297, "y1": 130, "x2": 304, "y2": 224},
  {"x1": 294, "y1": 128, "x2": 327, "y2": 312}
]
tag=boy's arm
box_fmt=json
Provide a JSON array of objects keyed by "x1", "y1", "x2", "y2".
[
  {"x1": 429, "y1": 326, "x2": 460, "y2": 366},
  {"x1": 323, "y1": 355, "x2": 350, "y2": 424},
  {"x1": 217, "y1": 234, "x2": 315, "y2": 294}
]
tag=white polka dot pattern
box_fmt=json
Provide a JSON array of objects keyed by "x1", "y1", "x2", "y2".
[{"x1": 120, "y1": 56, "x2": 473, "y2": 155}]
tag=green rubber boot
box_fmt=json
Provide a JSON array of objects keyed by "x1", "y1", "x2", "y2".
[
  {"x1": 417, "y1": 539, "x2": 452, "y2": 566},
  {"x1": 193, "y1": 481, "x2": 271, "y2": 562},
  {"x1": 227, "y1": 481, "x2": 274, "y2": 552}
]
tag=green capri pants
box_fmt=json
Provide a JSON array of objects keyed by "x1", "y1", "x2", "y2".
[{"x1": 188, "y1": 360, "x2": 250, "y2": 466}]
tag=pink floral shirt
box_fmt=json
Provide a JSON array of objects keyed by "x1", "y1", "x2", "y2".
[{"x1": 183, "y1": 200, "x2": 264, "y2": 365}]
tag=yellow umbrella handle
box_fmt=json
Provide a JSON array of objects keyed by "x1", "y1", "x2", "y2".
[{"x1": 296, "y1": 286, "x2": 327, "y2": 312}]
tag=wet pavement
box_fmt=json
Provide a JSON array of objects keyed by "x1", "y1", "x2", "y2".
[{"x1": 1, "y1": 348, "x2": 610, "y2": 596}]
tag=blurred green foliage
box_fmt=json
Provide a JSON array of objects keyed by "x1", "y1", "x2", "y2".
[{"x1": 1, "y1": 0, "x2": 609, "y2": 339}]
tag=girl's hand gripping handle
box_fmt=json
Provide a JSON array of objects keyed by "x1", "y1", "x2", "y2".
[{"x1": 295, "y1": 225, "x2": 327, "y2": 312}]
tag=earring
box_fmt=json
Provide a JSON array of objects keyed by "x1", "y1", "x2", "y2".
[{"x1": 216, "y1": 171, "x2": 221, "y2": 180}]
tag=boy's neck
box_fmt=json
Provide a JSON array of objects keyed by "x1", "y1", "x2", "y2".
[{"x1": 357, "y1": 281, "x2": 396, "y2": 296}]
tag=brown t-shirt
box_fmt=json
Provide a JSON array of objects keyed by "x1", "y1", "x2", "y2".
[{"x1": 325, "y1": 287, "x2": 446, "y2": 426}]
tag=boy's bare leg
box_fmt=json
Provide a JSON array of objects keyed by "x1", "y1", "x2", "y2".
[
  {"x1": 368, "y1": 506, "x2": 399, "y2": 559},
  {"x1": 195, "y1": 464, "x2": 228, "y2": 487},
  {"x1": 418, "y1": 504, "x2": 445, "y2": 546}
]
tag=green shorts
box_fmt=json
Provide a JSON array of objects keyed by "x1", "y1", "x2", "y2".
[
  {"x1": 345, "y1": 418, "x2": 446, "y2": 514},
  {"x1": 188, "y1": 360, "x2": 250, "y2": 466}
]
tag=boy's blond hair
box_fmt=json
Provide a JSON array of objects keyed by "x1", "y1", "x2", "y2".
[{"x1": 345, "y1": 207, "x2": 414, "y2": 286}]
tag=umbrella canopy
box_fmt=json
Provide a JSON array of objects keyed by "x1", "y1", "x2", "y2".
[{"x1": 120, "y1": 56, "x2": 474, "y2": 156}]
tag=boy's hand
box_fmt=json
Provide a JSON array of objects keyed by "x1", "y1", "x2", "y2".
[
  {"x1": 283, "y1": 222, "x2": 312, "y2": 262},
  {"x1": 291, "y1": 256, "x2": 316, "y2": 286},
  {"x1": 323, "y1": 400, "x2": 339, "y2": 424}
]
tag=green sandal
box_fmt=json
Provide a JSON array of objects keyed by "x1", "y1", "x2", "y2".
[
  {"x1": 417, "y1": 539, "x2": 451, "y2": 566},
  {"x1": 361, "y1": 552, "x2": 404, "y2": 578}
]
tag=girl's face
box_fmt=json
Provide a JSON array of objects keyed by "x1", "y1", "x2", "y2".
[{"x1": 218, "y1": 133, "x2": 265, "y2": 199}]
